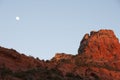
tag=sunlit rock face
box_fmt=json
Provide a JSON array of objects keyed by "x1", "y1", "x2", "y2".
[
  {"x1": 51, "y1": 53, "x2": 73, "y2": 61},
  {"x1": 78, "y1": 29, "x2": 120, "y2": 61}
]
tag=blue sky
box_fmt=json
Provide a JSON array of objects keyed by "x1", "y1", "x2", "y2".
[{"x1": 0, "y1": 0, "x2": 120, "y2": 60}]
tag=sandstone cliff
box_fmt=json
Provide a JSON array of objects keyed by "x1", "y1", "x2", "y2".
[{"x1": 0, "y1": 29, "x2": 120, "y2": 80}]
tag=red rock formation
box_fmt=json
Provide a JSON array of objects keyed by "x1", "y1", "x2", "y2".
[
  {"x1": 78, "y1": 29, "x2": 120, "y2": 61},
  {"x1": 51, "y1": 53, "x2": 73, "y2": 61},
  {"x1": 0, "y1": 29, "x2": 120, "y2": 80},
  {"x1": 0, "y1": 47, "x2": 45, "y2": 71},
  {"x1": 75, "y1": 29, "x2": 120, "y2": 79}
]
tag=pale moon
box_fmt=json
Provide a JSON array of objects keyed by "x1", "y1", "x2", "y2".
[{"x1": 16, "y1": 16, "x2": 20, "y2": 21}]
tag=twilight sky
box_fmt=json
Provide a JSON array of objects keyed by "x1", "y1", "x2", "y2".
[{"x1": 0, "y1": 0, "x2": 120, "y2": 60}]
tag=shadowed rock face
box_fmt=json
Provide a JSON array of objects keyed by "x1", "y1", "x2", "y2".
[
  {"x1": 0, "y1": 47, "x2": 45, "y2": 71},
  {"x1": 0, "y1": 29, "x2": 120, "y2": 80}
]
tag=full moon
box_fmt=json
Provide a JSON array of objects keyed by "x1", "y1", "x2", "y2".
[{"x1": 16, "y1": 16, "x2": 20, "y2": 21}]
